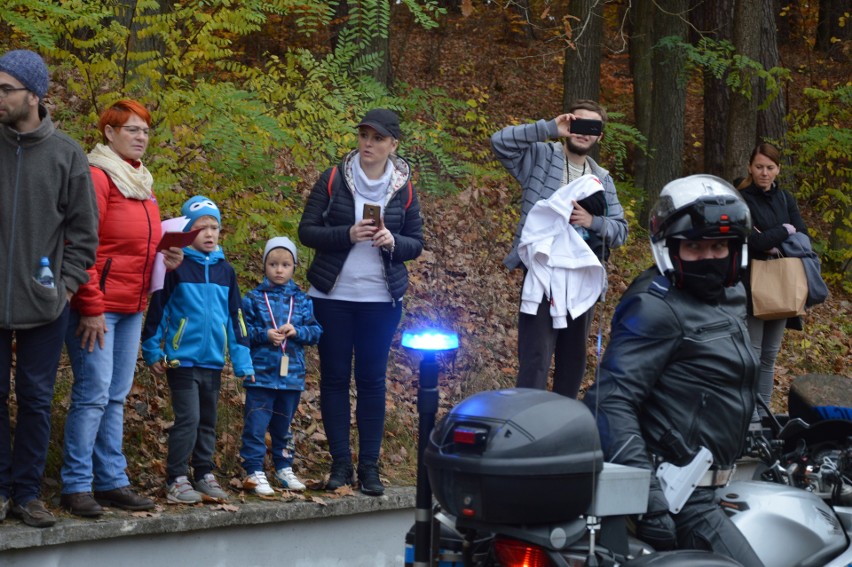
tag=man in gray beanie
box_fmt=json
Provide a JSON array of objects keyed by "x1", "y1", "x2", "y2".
[{"x1": 0, "y1": 49, "x2": 98, "y2": 527}]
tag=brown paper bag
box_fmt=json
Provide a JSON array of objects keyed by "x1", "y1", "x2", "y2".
[{"x1": 750, "y1": 257, "x2": 808, "y2": 320}]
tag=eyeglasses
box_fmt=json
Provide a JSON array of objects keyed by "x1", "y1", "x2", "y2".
[
  {"x1": 116, "y1": 125, "x2": 152, "y2": 136},
  {"x1": 0, "y1": 86, "x2": 29, "y2": 98}
]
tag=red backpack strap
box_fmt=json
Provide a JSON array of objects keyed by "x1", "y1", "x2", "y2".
[
  {"x1": 327, "y1": 166, "x2": 338, "y2": 198},
  {"x1": 405, "y1": 180, "x2": 413, "y2": 210}
]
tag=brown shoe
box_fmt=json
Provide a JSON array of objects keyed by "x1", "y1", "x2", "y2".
[
  {"x1": 11, "y1": 499, "x2": 56, "y2": 528},
  {"x1": 94, "y1": 486, "x2": 155, "y2": 511},
  {"x1": 60, "y1": 492, "x2": 103, "y2": 517}
]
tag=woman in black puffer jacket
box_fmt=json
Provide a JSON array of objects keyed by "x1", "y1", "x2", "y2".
[
  {"x1": 298, "y1": 109, "x2": 423, "y2": 496},
  {"x1": 737, "y1": 143, "x2": 808, "y2": 423}
]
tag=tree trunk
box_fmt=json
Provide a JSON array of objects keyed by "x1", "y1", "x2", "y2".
[
  {"x1": 756, "y1": 0, "x2": 788, "y2": 156},
  {"x1": 628, "y1": 0, "x2": 655, "y2": 188},
  {"x1": 562, "y1": 0, "x2": 603, "y2": 109},
  {"x1": 642, "y1": 0, "x2": 689, "y2": 218},
  {"x1": 331, "y1": 0, "x2": 393, "y2": 90},
  {"x1": 723, "y1": 0, "x2": 761, "y2": 183},
  {"x1": 816, "y1": 0, "x2": 851, "y2": 61},
  {"x1": 700, "y1": 0, "x2": 734, "y2": 178}
]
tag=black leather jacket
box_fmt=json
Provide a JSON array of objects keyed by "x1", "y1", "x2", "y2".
[{"x1": 584, "y1": 268, "x2": 758, "y2": 511}]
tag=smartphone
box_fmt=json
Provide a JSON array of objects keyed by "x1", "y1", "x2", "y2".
[
  {"x1": 570, "y1": 118, "x2": 603, "y2": 136},
  {"x1": 362, "y1": 203, "x2": 384, "y2": 229}
]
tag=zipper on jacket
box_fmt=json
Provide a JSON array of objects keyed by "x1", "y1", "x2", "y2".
[
  {"x1": 139, "y1": 201, "x2": 154, "y2": 311},
  {"x1": 99, "y1": 258, "x2": 113, "y2": 293},
  {"x1": 3, "y1": 140, "x2": 25, "y2": 326},
  {"x1": 172, "y1": 318, "x2": 187, "y2": 350}
]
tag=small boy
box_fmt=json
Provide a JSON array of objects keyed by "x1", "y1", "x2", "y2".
[
  {"x1": 240, "y1": 237, "x2": 322, "y2": 495},
  {"x1": 141, "y1": 196, "x2": 254, "y2": 504}
]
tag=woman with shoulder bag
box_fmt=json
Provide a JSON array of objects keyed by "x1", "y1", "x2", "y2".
[{"x1": 737, "y1": 143, "x2": 808, "y2": 423}]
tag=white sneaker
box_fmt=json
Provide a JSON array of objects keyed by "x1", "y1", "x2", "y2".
[
  {"x1": 244, "y1": 471, "x2": 275, "y2": 496},
  {"x1": 275, "y1": 467, "x2": 306, "y2": 491},
  {"x1": 167, "y1": 475, "x2": 202, "y2": 504}
]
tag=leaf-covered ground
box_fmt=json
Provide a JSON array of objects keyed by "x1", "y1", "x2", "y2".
[{"x1": 42, "y1": 6, "x2": 851, "y2": 509}]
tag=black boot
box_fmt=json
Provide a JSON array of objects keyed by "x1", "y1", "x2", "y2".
[
  {"x1": 325, "y1": 461, "x2": 354, "y2": 491},
  {"x1": 357, "y1": 462, "x2": 385, "y2": 496}
]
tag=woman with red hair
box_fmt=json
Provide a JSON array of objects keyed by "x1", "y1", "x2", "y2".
[{"x1": 60, "y1": 100, "x2": 183, "y2": 516}]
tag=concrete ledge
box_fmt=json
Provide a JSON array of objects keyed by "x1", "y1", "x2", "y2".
[{"x1": 0, "y1": 486, "x2": 416, "y2": 552}]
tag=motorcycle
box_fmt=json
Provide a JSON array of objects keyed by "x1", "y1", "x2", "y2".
[
  {"x1": 413, "y1": 380, "x2": 852, "y2": 567},
  {"x1": 721, "y1": 373, "x2": 852, "y2": 567}
]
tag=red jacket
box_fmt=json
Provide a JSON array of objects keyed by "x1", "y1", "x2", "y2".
[{"x1": 72, "y1": 165, "x2": 162, "y2": 316}]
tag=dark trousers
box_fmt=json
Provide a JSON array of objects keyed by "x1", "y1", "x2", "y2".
[
  {"x1": 165, "y1": 367, "x2": 221, "y2": 482},
  {"x1": 516, "y1": 294, "x2": 594, "y2": 399},
  {"x1": 240, "y1": 386, "x2": 301, "y2": 473},
  {"x1": 312, "y1": 298, "x2": 402, "y2": 465},
  {"x1": 0, "y1": 304, "x2": 69, "y2": 505},
  {"x1": 675, "y1": 488, "x2": 764, "y2": 567}
]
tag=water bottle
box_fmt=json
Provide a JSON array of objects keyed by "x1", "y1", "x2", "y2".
[{"x1": 34, "y1": 256, "x2": 55, "y2": 288}]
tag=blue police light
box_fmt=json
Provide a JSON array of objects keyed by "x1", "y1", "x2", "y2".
[{"x1": 401, "y1": 329, "x2": 459, "y2": 352}]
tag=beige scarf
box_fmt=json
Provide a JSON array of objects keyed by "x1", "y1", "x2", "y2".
[{"x1": 87, "y1": 143, "x2": 153, "y2": 200}]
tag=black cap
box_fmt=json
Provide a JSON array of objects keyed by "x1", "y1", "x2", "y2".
[{"x1": 356, "y1": 108, "x2": 402, "y2": 140}]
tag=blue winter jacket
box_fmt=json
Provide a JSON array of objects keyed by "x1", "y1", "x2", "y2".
[
  {"x1": 241, "y1": 278, "x2": 322, "y2": 390},
  {"x1": 141, "y1": 246, "x2": 254, "y2": 376}
]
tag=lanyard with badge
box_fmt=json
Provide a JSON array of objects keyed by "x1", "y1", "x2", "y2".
[{"x1": 264, "y1": 292, "x2": 294, "y2": 376}]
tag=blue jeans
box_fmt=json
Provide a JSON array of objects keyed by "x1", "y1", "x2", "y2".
[
  {"x1": 166, "y1": 367, "x2": 221, "y2": 482},
  {"x1": 313, "y1": 298, "x2": 402, "y2": 466},
  {"x1": 0, "y1": 304, "x2": 69, "y2": 505},
  {"x1": 240, "y1": 387, "x2": 301, "y2": 473},
  {"x1": 61, "y1": 310, "x2": 143, "y2": 494}
]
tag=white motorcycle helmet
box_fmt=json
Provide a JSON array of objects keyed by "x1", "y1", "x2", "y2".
[{"x1": 649, "y1": 175, "x2": 752, "y2": 285}]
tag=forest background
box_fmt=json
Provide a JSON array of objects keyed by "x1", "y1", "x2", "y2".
[{"x1": 1, "y1": 0, "x2": 850, "y2": 500}]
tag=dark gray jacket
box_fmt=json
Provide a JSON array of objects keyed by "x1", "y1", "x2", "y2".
[
  {"x1": 0, "y1": 106, "x2": 98, "y2": 328},
  {"x1": 298, "y1": 151, "x2": 423, "y2": 301},
  {"x1": 583, "y1": 268, "x2": 758, "y2": 512}
]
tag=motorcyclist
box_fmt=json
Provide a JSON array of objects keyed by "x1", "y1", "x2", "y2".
[{"x1": 583, "y1": 175, "x2": 764, "y2": 566}]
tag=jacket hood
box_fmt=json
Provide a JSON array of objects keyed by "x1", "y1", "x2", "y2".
[
  {"x1": 341, "y1": 149, "x2": 412, "y2": 200},
  {"x1": 184, "y1": 245, "x2": 225, "y2": 265},
  {"x1": 257, "y1": 277, "x2": 300, "y2": 294}
]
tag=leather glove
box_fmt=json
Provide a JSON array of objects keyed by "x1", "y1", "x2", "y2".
[
  {"x1": 636, "y1": 510, "x2": 677, "y2": 551},
  {"x1": 636, "y1": 487, "x2": 677, "y2": 550}
]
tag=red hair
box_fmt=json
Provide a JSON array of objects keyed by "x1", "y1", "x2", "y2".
[{"x1": 97, "y1": 99, "x2": 152, "y2": 143}]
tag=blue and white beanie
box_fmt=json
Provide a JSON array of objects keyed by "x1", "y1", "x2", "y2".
[{"x1": 181, "y1": 196, "x2": 221, "y2": 232}]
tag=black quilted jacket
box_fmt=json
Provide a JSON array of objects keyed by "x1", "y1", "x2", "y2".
[{"x1": 298, "y1": 151, "x2": 423, "y2": 301}]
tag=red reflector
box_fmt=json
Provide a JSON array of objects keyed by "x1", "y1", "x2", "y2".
[
  {"x1": 720, "y1": 214, "x2": 729, "y2": 220},
  {"x1": 453, "y1": 429, "x2": 477, "y2": 444},
  {"x1": 462, "y1": 508, "x2": 475, "y2": 517},
  {"x1": 720, "y1": 226, "x2": 730, "y2": 233},
  {"x1": 493, "y1": 537, "x2": 555, "y2": 567}
]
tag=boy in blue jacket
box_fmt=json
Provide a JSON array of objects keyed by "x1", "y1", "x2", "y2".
[
  {"x1": 240, "y1": 237, "x2": 322, "y2": 495},
  {"x1": 142, "y1": 196, "x2": 254, "y2": 504}
]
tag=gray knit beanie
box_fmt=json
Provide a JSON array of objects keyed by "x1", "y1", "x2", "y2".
[
  {"x1": 263, "y1": 236, "x2": 298, "y2": 266},
  {"x1": 0, "y1": 50, "x2": 49, "y2": 99}
]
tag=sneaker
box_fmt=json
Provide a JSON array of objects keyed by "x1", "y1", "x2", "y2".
[
  {"x1": 11, "y1": 499, "x2": 56, "y2": 528},
  {"x1": 244, "y1": 471, "x2": 275, "y2": 496},
  {"x1": 167, "y1": 476, "x2": 202, "y2": 504},
  {"x1": 325, "y1": 461, "x2": 354, "y2": 491},
  {"x1": 275, "y1": 467, "x2": 306, "y2": 491},
  {"x1": 194, "y1": 473, "x2": 229, "y2": 501},
  {"x1": 358, "y1": 462, "x2": 385, "y2": 496}
]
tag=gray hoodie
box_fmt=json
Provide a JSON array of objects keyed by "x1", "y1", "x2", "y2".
[{"x1": 0, "y1": 105, "x2": 98, "y2": 329}]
